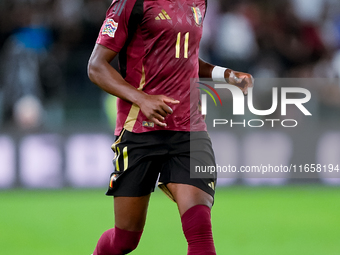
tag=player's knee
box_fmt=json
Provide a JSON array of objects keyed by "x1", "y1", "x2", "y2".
[
  {"x1": 181, "y1": 205, "x2": 216, "y2": 255},
  {"x1": 112, "y1": 227, "x2": 143, "y2": 254},
  {"x1": 181, "y1": 204, "x2": 214, "y2": 239}
]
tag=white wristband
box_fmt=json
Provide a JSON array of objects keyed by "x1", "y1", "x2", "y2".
[{"x1": 212, "y1": 66, "x2": 227, "y2": 80}]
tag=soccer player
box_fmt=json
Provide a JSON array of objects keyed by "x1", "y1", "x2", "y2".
[{"x1": 88, "y1": 0, "x2": 253, "y2": 254}]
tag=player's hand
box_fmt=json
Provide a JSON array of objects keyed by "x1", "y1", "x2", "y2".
[
  {"x1": 138, "y1": 94, "x2": 180, "y2": 127},
  {"x1": 226, "y1": 70, "x2": 254, "y2": 95}
]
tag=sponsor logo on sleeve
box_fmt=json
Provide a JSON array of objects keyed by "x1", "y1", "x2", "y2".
[{"x1": 102, "y1": 19, "x2": 118, "y2": 38}]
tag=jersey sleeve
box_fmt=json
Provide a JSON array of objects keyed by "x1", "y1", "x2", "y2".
[{"x1": 96, "y1": 0, "x2": 137, "y2": 53}]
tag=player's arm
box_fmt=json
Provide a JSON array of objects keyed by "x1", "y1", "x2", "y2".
[
  {"x1": 88, "y1": 44, "x2": 179, "y2": 127},
  {"x1": 198, "y1": 58, "x2": 254, "y2": 95}
]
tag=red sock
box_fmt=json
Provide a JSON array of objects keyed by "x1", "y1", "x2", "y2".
[
  {"x1": 93, "y1": 226, "x2": 143, "y2": 255},
  {"x1": 181, "y1": 205, "x2": 216, "y2": 255}
]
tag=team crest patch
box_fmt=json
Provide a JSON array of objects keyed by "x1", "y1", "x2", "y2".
[
  {"x1": 191, "y1": 7, "x2": 203, "y2": 26},
  {"x1": 102, "y1": 19, "x2": 118, "y2": 38}
]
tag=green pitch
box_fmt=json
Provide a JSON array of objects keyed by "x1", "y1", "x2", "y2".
[{"x1": 1, "y1": 186, "x2": 339, "y2": 255}]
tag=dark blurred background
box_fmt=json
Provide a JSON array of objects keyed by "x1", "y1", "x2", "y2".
[{"x1": 0, "y1": 0, "x2": 111, "y2": 130}]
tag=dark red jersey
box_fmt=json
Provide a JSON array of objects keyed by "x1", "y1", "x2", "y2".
[{"x1": 96, "y1": 0, "x2": 207, "y2": 135}]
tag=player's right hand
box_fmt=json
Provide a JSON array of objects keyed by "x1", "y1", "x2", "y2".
[
  {"x1": 138, "y1": 94, "x2": 180, "y2": 127},
  {"x1": 226, "y1": 70, "x2": 254, "y2": 96}
]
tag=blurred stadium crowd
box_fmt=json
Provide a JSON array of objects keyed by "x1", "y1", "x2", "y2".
[{"x1": 0, "y1": 0, "x2": 340, "y2": 129}]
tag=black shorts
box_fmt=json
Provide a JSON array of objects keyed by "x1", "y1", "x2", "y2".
[{"x1": 106, "y1": 130, "x2": 217, "y2": 201}]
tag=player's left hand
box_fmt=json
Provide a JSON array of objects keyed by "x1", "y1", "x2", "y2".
[{"x1": 226, "y1": 70, "x2": 254, "y2": 95}]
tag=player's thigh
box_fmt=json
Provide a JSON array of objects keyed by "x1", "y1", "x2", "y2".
[
  {"x1": 114, "y1": 194, "x2": 151, "y2": 231},
  {"x1": 166, "y1": 183, "x2": 213, "y2": 217}
]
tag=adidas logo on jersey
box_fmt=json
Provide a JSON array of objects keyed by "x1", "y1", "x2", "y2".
[
  {"x1": 208, "y1": 182, "x2": 215, "y2": 190},
  {"x1": 155, "y1": 9, "x2": 171, "y2": 20}
]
